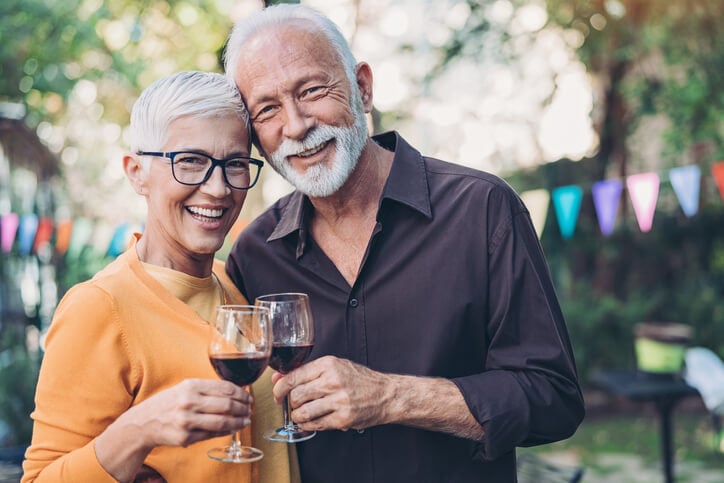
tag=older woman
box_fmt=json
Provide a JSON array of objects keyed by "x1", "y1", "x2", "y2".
[{"x1": 22, "y1": 72, "x2": 298, "y2": 482}]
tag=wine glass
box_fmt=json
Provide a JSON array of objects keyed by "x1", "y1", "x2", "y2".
[
  {"x1": 255, "y1": 293, "x2": 316, "y2": 443},
  {"x1": 207, "y1": 304, "x2": 272, "y2": 463}
]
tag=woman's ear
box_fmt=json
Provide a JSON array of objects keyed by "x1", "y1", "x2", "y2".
[{"x1": 123, "y1": 153, "x2": 149, "y2": 196}]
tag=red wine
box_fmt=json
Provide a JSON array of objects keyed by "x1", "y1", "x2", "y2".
[
  {"x1": 210, "y1": 352, "x2": 268, "y2": 386},
  {"x1": 269, "y1": 343, "x2": 314, "y2": 374}
]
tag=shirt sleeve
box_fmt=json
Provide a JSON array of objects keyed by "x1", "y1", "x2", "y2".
[
  {"x1": 452, "y1": 189, "x2": 585, "y2": 461},
  {"x1": 22, "y1": 283, "x2": 135, "y2": 482}
]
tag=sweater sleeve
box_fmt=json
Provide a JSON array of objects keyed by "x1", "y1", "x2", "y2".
[{"x1": 22, "y1": 283, "x2": 136, "y2": 482}]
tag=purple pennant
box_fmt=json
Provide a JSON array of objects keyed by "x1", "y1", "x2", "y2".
[
  {"x1": 669, "y1": 166, "x2": 701, "y2": 217},
  {"x1": 592, "y1": 180, "x2": 623, "y2": 236},
  {"x1": 1, "y1": 213, "x2": 20, "y2": 253},
  {"x1": 552, "y1": 185, "x2": 583, "y2": 239}
]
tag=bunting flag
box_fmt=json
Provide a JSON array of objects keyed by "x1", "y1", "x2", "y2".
[
  {"x1": 1, "y1": 213, "x2": 20, "y2": 253},
  {"x1": 66, "y1": 217, "x2": 94, "y2": 259},
  {"x1": 520, "y1": 189, "x2": 550, "y2": 238},
  {"x1": 712, "y1": 161, "x2": 724, "y2": 202},
  {"x1": 626, "y1": 172, "x2": 660, "y2": 233},
  {"x1": 17, "y1": 213, "x2": 39, "y2": 255},
  {"x1": 552, "y1": 185, "x2": 583, "y2": 239},
  {"x1": 33, "y1": 217, "x2": 54, "y2": 254},
  {"x1": 591, "y1": 179, "x2": 623, "y2": 237},
  {"x1": 91, "y1": 221, "x2": 115, "y2": 257},
  {"x1": 107, "y1": 223, "x2": 140, "y2": 257},
  {"x1": 54, "y1": 219, "x2": 73, "y2": 256},
  {"x1": 669, "y1": 165, "x2": 701, "y2": 217}
]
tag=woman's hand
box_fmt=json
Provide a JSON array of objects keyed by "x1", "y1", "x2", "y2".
[{"x1": 95, "y1": 378, "x2": 252, "y2": 482}]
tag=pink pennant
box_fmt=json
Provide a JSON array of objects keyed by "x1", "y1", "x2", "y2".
[
  {"x1": 626, "y1": 172, "x2": 660, "y2": 233},
  {"x1": 1, "y1": 213, "x2": 20, "y2": 253}
]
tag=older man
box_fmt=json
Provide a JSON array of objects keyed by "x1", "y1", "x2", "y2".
[{"x1": 224, "y1": 4, "x2": 584, "y2": 482}]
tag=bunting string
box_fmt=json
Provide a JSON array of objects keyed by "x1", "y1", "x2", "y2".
[{"x1": 0, "y1": 162, "x2": 723, "y2": 256}]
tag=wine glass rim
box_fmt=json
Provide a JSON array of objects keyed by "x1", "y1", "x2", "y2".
[
  {"x1": 216, "y1": 304, "x2": 269, "y2": 313},
  {"x1": 255, "y1": 292, "x2": 309, "y2": 302}
]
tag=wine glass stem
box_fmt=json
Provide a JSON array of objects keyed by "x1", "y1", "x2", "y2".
[
  {"x1": 230, "y1": 429, "x2": 243, "y2": 453},
  {"x1": 282, "y1": 395, "x2": 294, "y2": 429}
]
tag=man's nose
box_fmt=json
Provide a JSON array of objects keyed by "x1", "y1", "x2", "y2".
[{"x1": 282, "y1": 100, "x2": 315, "y2": 141}]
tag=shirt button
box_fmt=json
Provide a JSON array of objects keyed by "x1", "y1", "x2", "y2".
[{"x1": 349, "y1": 298, "x2": 359, "y2": 308}]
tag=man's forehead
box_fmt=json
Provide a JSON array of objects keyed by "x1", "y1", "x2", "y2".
[{"x1": 239, "y1": 21, "x2": 330, "y2": 63}]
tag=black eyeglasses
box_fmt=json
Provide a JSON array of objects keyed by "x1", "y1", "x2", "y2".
[{"x1": 137, "y1": 151, "x2": 264, "y2": 190}]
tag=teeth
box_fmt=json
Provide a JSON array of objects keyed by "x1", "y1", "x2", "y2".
[
  {"x1": 297, "y1": 141, "x2": 328, "y2": 157},
  {"x1": 188, "y1": 206, "x2": 223, "y2": 218}
]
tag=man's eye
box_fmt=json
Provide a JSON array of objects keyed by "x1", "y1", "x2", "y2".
[
  {"x1": 254, "y1": 105, "x2": 276, "y2": 120},
  {"x1": 302, "y1": 86, "x2": 324, "y2": 97}
]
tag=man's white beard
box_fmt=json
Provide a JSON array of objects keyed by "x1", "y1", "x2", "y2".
[{"x1": 268, "y1": 94, "x2": 368, "y2": 198}]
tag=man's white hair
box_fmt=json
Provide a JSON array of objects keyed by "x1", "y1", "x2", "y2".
[
  {"x1": 224, "y1": 4, "x2": 359, "y2": 90},
  {"x1": 129, "y1": 71, "x2": 249, "y2": 154}
]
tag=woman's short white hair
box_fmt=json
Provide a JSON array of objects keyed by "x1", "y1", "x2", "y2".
[
  {"x1": 129, "y1": 71, "x2": 249, "y2": 153},
  {"x1": 224, "y1": 4, "x2": 358, "y2": 90}
]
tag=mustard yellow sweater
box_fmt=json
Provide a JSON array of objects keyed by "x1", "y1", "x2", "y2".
[{"x1": 23, "y1": 241, "x2": 298, "y2": 482}]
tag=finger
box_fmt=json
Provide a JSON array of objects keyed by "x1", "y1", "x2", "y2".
[
  {"x1": 184, "y1": 412, "x2": 252, "y2": 435},
  {"x1": 186, "y1": 379, "x2": 253, "y2": 402},
  {"x1": 273, "y1": 356, "x2": 334, "y2": 401}
]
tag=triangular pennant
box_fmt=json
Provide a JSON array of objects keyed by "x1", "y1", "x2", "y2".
[
  {"x1": 626, "y1": 172, "x2": 660, "y2": 232},
  {"x1": 55, "y1": 219, "x2": 73, "y2": 256},
  {"x1": 91, "y1": 221, "x2": 115, "y2": 257},
  {"x1": 33, "y1": 217, "x2": 54, "y2": 254},
  {"x1": 107, "y1": 223, "x2": 133, "y2": 258},
  {"x1": 67, "y1": 218, "x2": 94, "y2": 259},
  {"x1": 669, "y1": 166, "x2": 701, "y2": 217},
  {"x1": 17, "y1": 213, "x2": 39, "y2": 255},
  {"x1": 711, "y1": 161, "x2": 724, "y2": 202},
  {"x1": 520, "y1": 189, "x2": 550, "y2": 239},
  {"x1": 1, "y1": 213, "x2": 20, "y2": 254},
  {"x1": 591, "y1": 179, "x2": 623, "y2": 236},
  {"x1": 552, "y1": 185, "x2": 583, "y2": 239}
]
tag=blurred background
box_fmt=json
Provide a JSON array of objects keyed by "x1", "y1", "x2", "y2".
[{"x1": 1, "y1": 0, "x2": 722, "y2": 480}]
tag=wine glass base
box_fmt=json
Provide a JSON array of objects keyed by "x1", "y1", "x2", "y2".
[
  {"x1": 264, "y1": 426, "x2": 316, "y2": 443},
  {"x1": 207, "y1": 445, "x2": 264, "y2": 463}
]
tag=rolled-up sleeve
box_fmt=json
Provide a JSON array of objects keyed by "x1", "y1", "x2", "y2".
[{"x1": 453, "y1": 197, "x2": 584, "y2": 461}]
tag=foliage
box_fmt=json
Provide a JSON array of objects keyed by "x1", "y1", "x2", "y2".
[
  {"x1": 545, "y1": 0, "x2": 724, "y2": 171},
  {"x1": 0, "y1": 325, "x2": 40, "y2": 447},
  {"x1": 538, "y1": 202, "x2": 724, "y2": 382}
]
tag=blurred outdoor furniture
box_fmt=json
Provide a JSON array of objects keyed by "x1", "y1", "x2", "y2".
[
  {"x1": 516, "y1": 452, "x2": 584, "y2": 483},
  {"x1": 591, "y1": 369, "x2": 699, "y2": 483}
]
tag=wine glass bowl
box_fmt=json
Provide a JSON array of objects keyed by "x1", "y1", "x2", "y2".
[
  {"x1": 255, "y1": 293, "x2": 316, "y2": 443},
  {"x1": 207, "y1": 304, "x2": 271, "y2": 463}
]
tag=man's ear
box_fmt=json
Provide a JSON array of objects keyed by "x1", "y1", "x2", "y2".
[
  {"x1": 355, "y1": 62, "x2": 374, "y2": 113},
  {"x1": 123, "y1": 153, "x2": 149, "y2": 195}
]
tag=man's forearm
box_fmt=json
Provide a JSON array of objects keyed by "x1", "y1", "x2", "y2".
[{"x1": 384, "y1": 374, "x2": 486, "y2": 441}]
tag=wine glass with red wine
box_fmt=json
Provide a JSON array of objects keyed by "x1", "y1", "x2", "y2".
[
  {"x1": 207, "y1": 304, "x2": 271, "y2": 463},
  {"x1": 255, "y1": 293, "x2": 316, "y2": 443}
]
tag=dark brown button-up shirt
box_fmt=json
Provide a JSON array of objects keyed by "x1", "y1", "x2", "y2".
[{"x1": 226, "y1": 131, "x2": 584, "y2": 483}]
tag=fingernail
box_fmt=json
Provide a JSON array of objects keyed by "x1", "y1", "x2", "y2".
[{"x1": 242, "y1": 418, "x2": 251, "y2": 427}]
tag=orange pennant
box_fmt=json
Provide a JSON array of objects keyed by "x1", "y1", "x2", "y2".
[{"x1": 711, "y1": 161, "x2": 724, "y2": 202}]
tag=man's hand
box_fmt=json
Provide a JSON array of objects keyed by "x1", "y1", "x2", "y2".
[
  {"x1": 271, "y1": 356, "x2": 394, "y2": 431},
  {"x1": 271, "y1": 356, "x2": 486, "y2": 440}
]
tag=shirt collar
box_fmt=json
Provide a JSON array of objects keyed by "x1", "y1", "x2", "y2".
[{"x1": 266, "y1": 130, "x2": 432, "y2": 251}]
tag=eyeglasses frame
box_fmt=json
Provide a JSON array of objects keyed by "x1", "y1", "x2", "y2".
[{"x1": 136, "y1": 150, "x2": 264, "y2": 190}]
